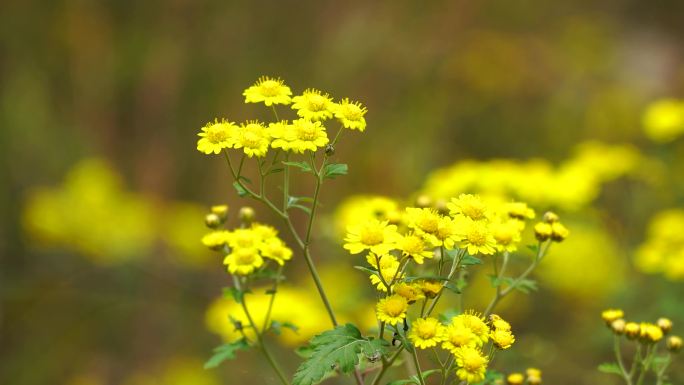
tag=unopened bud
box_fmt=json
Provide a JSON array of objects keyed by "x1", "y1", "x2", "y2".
[
  {"x1": 239, "y1": 206, "x2": 255, "y2": 225},
  {"x1": 542, "y1": 211, "x2": 559, "y2": 223},
  {"x1": 611, "y1": 319, "x2": 626, "y2": 335},
  {"x1": 667, "y1": 336, "x2": 682, "y2": 352},
  {"x1": 325, "y1": 144, "x2": 335, "y2": 156},
  {"x1": 415, "y1": 195, "x2": 432, "y2": 208},
  {"x1": 211, "y1": 205, "x2": 229, "y2": 220},
  {"x1": 657, "y1": 318, "x2": 673, "y2": 334},
  {"x1": 550, "y1": 222, "x2": 569, "y2": 242},
  {"x1": 205, "y1": 213, "x2": 222, "y2": 229},
  {"x1": 625, "y1": 322, "x2": 640, "y2": 339},
  {"x1": 435, "y1": 199, "x2": 449, "y2": 215},
  {"x1": 507, "y1": 373, "x2": 524, "y2": 385}
]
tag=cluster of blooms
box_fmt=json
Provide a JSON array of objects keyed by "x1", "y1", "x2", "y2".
[
  {"x1": 602, "y1": 309, "x2": 681, "y2": 350},
  {"x1": 504, "y1": 368, "x2": 542, "y2": 385},
  {"x1": 196, "y1": 76, "x2": 367, "y2": 157},
  {"x1": 634, "y1": 209, "x2": 684, "y2": 281},
  {"x1": 201, "y1": 205, "x2": 293, "y2": 275},
  {"x1": 642, "y1": 98, "x2": 684, "y2": 143},
  {"x1": 343, "y1": 193, "x2": 568, "y2": 383}
]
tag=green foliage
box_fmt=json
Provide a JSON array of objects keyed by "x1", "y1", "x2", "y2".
[
  {"x1": 386, "y1": 369, "x2": 441, "y2": 385},
  {"x1": 322, "y1": 163, "x2": 348, "y2": 179},
  {"x1": 287, "y1": 196, "x2": 314, "y2": 214},
  {"x1": 204, "y1": 339, "x2": 250, "y2": 369},
  {"x1": 223, "y1": 287, "x2": 249, "y2": 303},
  {"x1": 292, "y1": 323, "x2": 388, "y2": 385},
  {"x1": 232, "y1": 181, "x2": 249, "y2": 197},
  {"x1": 283, "y1": 161, "x2": 314, "y2": 174},
  {"x1": 460, "y1": 255, "x2": 483, "y2": 266},
  {"x1": 597, "y1": 362, "x2": 623, "y2": 376},
  {"x1": 269, "y1": 320, "x2": 299, "y2": 335},
  {"x1": 473, "y1": 370, "x2": 504, "y2": 385}
]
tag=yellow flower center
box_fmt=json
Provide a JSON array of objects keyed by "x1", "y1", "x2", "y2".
[
  {"x1": 307, "y1": 94, "x2": 327, "y2": 111},
  {"x1": 461, "y1": 350, "x2": 486, "y2": 371},
  {"x1": 462, "y1": 204, "x2": 487, "y2": 220},
  {"x1": 360, "y1": 225, "x2": 384, "y2": 245},
  {"x1": 206, "y1": 126, "x2": 229, "y2": 143},
  {"x1": 383, "y1": 297, "x2": 406, "y2": 316},
  {"x1": 449, "y1": 328, "x2": 472, "y2": 345},
  {"x1": 401, "y1": 236, "x2": 424, "y2": 254},
  {"x1": 466, "y1": 227, "x2": 488, "y2": 246},
  {"x1": 416, "y1": 321, "x2": 437, "y2": 339},
  {"x1": 418, "y1": 215, "x2": 439, "y2": 233},
  {"x1": 234, "y1": 249, "x2": 257, "y2": 265},
  {"x1": 494, "y1": 227, "x2": 514, "y2": 245},
  {"x1": 296, "y1": 123, "x2": 319, "y2": 141},
  {"x1": 258, "y1": 80, "x2": 281, "y2": 96},
  {"x1": 341, "y1": 104, "x2": 362, "y2": 120}
]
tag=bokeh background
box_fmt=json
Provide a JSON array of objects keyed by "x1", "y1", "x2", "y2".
[{"x1": 2, "y1": 0, "x2": 684, "y2": 384}]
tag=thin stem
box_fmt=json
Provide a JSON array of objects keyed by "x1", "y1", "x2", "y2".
[
  {"x1": 635, "y1": 344, "x2": 655, "y2": 385},
  {"x1": 629, "y1": 343, "x2": 643, "y2": 380},
  {"x1": 614, "y1": 336, "x2": 633, "y2": 385},
  {"x1": 655, "y1": 353, "x2": 672, "y2": 385},
  {"x1": 371, "y1": 347, "x2": 404, "y2": 385},
  {"x1": 410, "y1": 348, "x2": 426, "y2": 385},
  {"x1": 425, "y1": 248, "x2": 466, "y2": 316},
  {"x1": 261, "y1": 264, "x2": 285, "y2": 333}
]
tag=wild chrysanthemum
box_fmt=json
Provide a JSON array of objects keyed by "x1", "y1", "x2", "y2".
[
  {"x1": 489, "y1": 314, "x2": 512, "y2": 331},
  {"x1": 393, "y1": 282, "x2": 425, "y2": 303},
  {"x1": 404, "y1": 207, "x2": 442, "y2": 244},
  {"x1": 223, "y1": 247, "x2": 264, "y2": 275},
  {"x1": 369, "y1": 258, "x2": 403, "y2": 292},
  {"x1": 448, "y1": 194, "x2": 491, "y2": 221},
  {"x1": 227, "y1": 228, "x2": 261, "y2": 249},
  {"x1": 201, "y1": 230, "x2": 231, "y2": 250},
  {"x1": 408, "y1": 317, "x2": 445, "y2": 349},
  {"x1": 419, "y1": 279, "x2": 442, "y2": 298},
  {"x1": 333, "y1": 98, "x2": 367, "y2": 131},
  {"x1": 251, "y1": 223, "x2": 278, "y2": 240},
  {"x1": 491, "y1": 219, "x2": 522, "y2": 252},
  {"x1": 601, "y1": 309, "x2": 624, "y2": 324},
  {"x1": 507, "y1": 373, "x2": 525, "y2": 385},
  {"x1": 453, "y1": 311, "x2": 489, "y2": 345},
  {"x1": 454, "y1": 346, "x2": 488, "y2": 384},
  {"x1": 197, "y1": 120, "x2": 236, "y2": 154},
  {"x1": 505, "y1": 201, "x2": 535, "y2": 220},
  {"x1": 376, "y1": 294, "x2": 408, "y2": 325},
  {"x1": 242, "y1": 76, "x2": 292, "y2": 106},
  {"x1": 230, "y1": 121, "x2": 271, "y2": 158},
  {"x1": 397, "y1": 233, "x2": 433, "y2": 264},
  {"x1": 442, "y1": 323, "x2": 478, "y2": 353},
  {"x1": 433, "y1": 216, "x2": 460, "y2": 249},
  {"x1": 259, "y1": 238, "x2": 293, "y2": 265},
  {"x1": 291, "y1": 89, "x2": 336, "y2": 121},
  {"x1": 640, "y1": 323, "x2": 664, "y2": 342},
  {"x1": 491, "y1": 329, "x2": 515, "y2": 349},
  {"x1": 288, "y1": 119, "x2": 329, "y2": 153},
  {"x1": 456, "y1": 218, "x2": 497, "y2": 255},
  {"x1": 344, "y1": 219, "x2": 398, "y2": 255}
]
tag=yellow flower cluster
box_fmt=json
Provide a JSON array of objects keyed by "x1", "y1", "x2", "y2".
[
  {"x1": 506, "y1": 368, "x2": 542, "y2": 385},
  {"x1": 197, "y1": 76, "x2": 367, "y2": 157},
  {"x1": 635, "y1": 209, "x2": 684, "y2": 280},
  {"x1": 642, "y1": 98, "x2": 684, "y2": 143},
  {"x1": 601, "y1": 308, "x2": 681, "y2": 347},
  {"x1": 201, "y1": 206, "x2": 293, "y2": 276}
]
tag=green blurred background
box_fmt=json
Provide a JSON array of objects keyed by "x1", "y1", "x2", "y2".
[{"x1": 1, "y1": 0, "x2": 684, "y2": 384}]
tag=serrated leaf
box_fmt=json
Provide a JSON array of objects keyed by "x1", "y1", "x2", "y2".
[
  {"x1": 296, "y1": 345, "x2": 315, "y2": 358},
  {"x1": 232, "y1": 181, "x2": 249, "y2": 197},
  {"x1": 270, "y1": 320, "x2": 300, "y2": 335},
  {"x1": 443, "y1": 281, "x2": 461, "y2": 294},
  {"x1": 292, "y1": 324, "x2": 388, "y2": 385},
  {"x1": 283, "y1": 161, "x2": 314, "y2": 174},
  {"x1": 598, "y1": 362, "x2": 623, "y2": 376},
  {"x1": 460, "y1": 255, "x2": 482, "y2": 266},
  {"x1": 204, "y1": 339, "x2": 249, "y2": 369},
  {"x1": 322, "y1": 163, "x2": 348, "y2": 179}
]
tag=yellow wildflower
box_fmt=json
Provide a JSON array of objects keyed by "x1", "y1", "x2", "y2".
[
  {"x1": 291, "y1": 88, "x2": 336, "y2": 121},
  {"x1": 230, "y1": 121, "x2": 270, "y2": 158},
  {"x1": 197, "y1": 120, "x2": 236, "y2": 154},
  {"x1": 505, "y1": 201, "x2": 535, "y2": 220},
  {"x1": 397, "y1": 232, "x2": 433, "y2": 264},
  {"x1": 601, "y1": 309, "x2": 624, "y2": 324},
  {"x1": 376, "y1": 294, "x2": 408, "y2": 325},
  {"x1": 344, "y1": 219, "x2": 398, "y2": 255},
  {"x1": 223, "y1": 247, "x2": 264, "y2": 275},
  {"x1": 491, "y1": 219, "x2": 522, "y2": 252},
  {"x1": 448, "y1": 194, "x2": 491, "y2": 221},
  {"x1": 259, "y1": 238, "x2": 293, "y2": 265},
  {"x1": 507, "y1": 373, "x2": 524, "y2": 385},
  {"x1": 442, "y1": 323, "x2": 478, "y2": 353},
  {"x1": 418, "y1": 279, "x2": 442, "y2": 298},
  {"x1": 408, "y1": 317, "x2": 445, "y2": 349},
  {"x1": 272, "y1": 119, "x2": 329, "y2": 153},
  {"x1": 640, "y1": 323, "x2": 664, "y2": 343},
  {"x1": 333, "y1": 98, "x2": 367, "y2": 131},
  {"x1": 642, "y1": 98, "x2": 684, "y2": 143},
  {"x1": 243, "y1": 76, "x2": 292, "y2": 106},
  {"x1": 393, "y1": 282, "x2": 424, "y2": 303},
  {"x1": 453, "y1": 311, "x2": 489, "y2": 345},
  {"x1": 456, "y1": 217, "x2": 497, "y2": 255},
  {"x1": 201, "y1": 230, "x2": 231, "y2": 251},
  {"x1": 491, "y1": 329, "x2": 515, "y2": 349},
  {"x1": 454, "y1": 346, "x2": 488, "y2": 384}
]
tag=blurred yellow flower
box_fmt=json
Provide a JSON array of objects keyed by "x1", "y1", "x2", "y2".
[
  {"x1": 344, "y1": 219, "x2": 398, "y2": 255},
  {"x1": 642, "y1": 98, "x2": 684, "y2": 143}
]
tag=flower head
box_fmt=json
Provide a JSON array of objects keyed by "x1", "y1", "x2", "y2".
[
  {"x1": 505, "y1": 201, "x2": 535, "y2": 220},
  {"x1": 259, "y1": 238, "x2": 293, "y2": 265},
  {"x1": 344, "y1": 219, "x2": 398, "y2": 255},
  {"x1": 197, "y1": 119, "x2": 237, "y2": 154},
  {"x1": 408, "y1": 317, "x2": 445, "y2": 349},
  {"x1": 231, "y1": 121, "x2": 271, "y2": 158},
  {"x1": 453, "y1": 311, "x2": 489, "y2": 345},
  {"x1": 291, "y1": 88, "x2": 336, "y2": 121},
  {"x1": 393, "y1": 282, "x2": 425, "y2": 303},
  {"x1": 333, "y1": 98, "x2": 367, "y2": 131},
  {"x1": 507, "y1": 373, "x2": 524, "y2": 385},
  {"x1": 456, "y1": 218, "x2": 497, "y2": 255},
  {"x1": 243, "y1": 76, "x2": 292, "y2": 106},
  {"x1": 448, "y1": 194, "x2": 491, "y2": 221},
  {"x1": 376, "y1": 294, "x2": 408, "y2": 325},
  {"x1": 442, "y1": 323, "x2": 478, "y2": 353},
  {"x1": 202, "y1": 230, "x2": 231, "y2": 251},
  {"x1": 491, "y1": 329, "x2": 515, "y2": 349},
  {"x1": 601, "y1": 309, "x2": 624, "y2": 325},
  {"x1": 491, "y1": 219, "x2": 522, "y2": 252},
  {"x1": 453, "y1": 346, "x2": 488, "y2": 384},
  {"x1": 397, "y1": 233, "x2": 433, "y2": 264},
  {"x1": 224, "y1": 247, "x2": 264, "y2": 275}
]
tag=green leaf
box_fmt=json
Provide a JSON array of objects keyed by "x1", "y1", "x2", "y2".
[
  {"x1": 237, "y1": 175, "x2": 252, "y2": 184},
  {"x1": 223, "y1": 287, "x2": 250, "y2": 304},
  {"x1": 511, "y1": 278, "x2": 538, "y2": 294},
  {"x1": 290, "y1": 204, "x2": 312, "y2": 215},
  {"x1": 438, "y1": 309, "x2": 460, "y2": 324},
  {"x1": 266, "y1": 167, "x2": 284, "y2": 175},
  {"x1": 283, "y1": 161, "x2": 314, "y2": 174},
  {"x1": 322, "y1": 163, "x2": 348, "y2": 179},
  {"x1": 526, "y1": 244, "x2": 539, "y2": 253},
  {"x1": 270, "y1": 320, "x2": 300, "y2": 335},
  {"x1": 204, "y1": 339, "x2": 249, "y2": 369},
  {"x1": 353, "y1": 265, "x2": 380, "y2": 278},
  {"x1": 598, "y1": 362, "x2": 623, "y2": 376},
  {"x1": 444, "y1": 248, "x2": 460, "y2": 260},
  {"x1": 296, "y1": 345, "x2": 315, "y2": 358},
  {"x1": 488, "y1": 275, "x2": 504, "y2": 288},
  {"x1": 460, "y1": 255, "x2": 482, "y2": 266},
  {"x1": 292, "y1": 324, "x2": 388, "y2": 385},
  {"x1": 386, "y1": 369, "x2": 441, "y2": 385},
  {"x1": 232, "y1": 181, "x2": 249, "y2": 197},
  {"x1": 443, "y1": 281, "x2": 461, "y2": 294}
]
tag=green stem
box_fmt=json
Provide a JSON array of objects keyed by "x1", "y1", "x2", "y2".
[
  {"x1": 371, "y1": 347, "x2": 404, "y2": 385},
  {"x1": 614, "y1": 335, "x2": 633, "y2": 385},
  {"x1": 425, "y1": 248, "x2": 466, "y2": 316},
  {"x1": 635, "y1": 344, "x2": 655, "y2": 385},
  {"x1": 655, "y1": 353, "x2": 672, "y2": 385},
  {"x1": 261, "y1": 264, "x2": 285, "y2": 333},
  {"x1": 410, "y1": 348, "x2": 426, "y2": 385}
]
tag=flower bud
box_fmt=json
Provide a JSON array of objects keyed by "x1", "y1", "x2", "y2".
[
  {"x1": 526, "y1": 368, "x2": 542, "y2": 385},
  {"x1": 601, "y1": 309, "x2": 624, "y2": 325},
  {"x1": 507, "y1": 373, "x2": 524, "y2": 385},
  {"x1": 611, "y1": 319, "x2": 626, "y2": 335},
  {"x1": 205, "y1": 213, "x2": 222, "y2": 229},
  {"x1": 625, "y1": 322, "x2": 640, "y2": 339},
  {"x1": 534, "y1": 222, "x2": 552, "y2": 241},
  {"x1": 239, "y1": 206, "x2": 255, "y2": 225},
  {"x1": 550, "y1": 222, "x2": 569, "y2": 242},
  {"x1": 325, "y1": 144, "x2": 335, "y2": 156},
  {"x1": 657, "y1": 318, "x2": 673, "y2": 334},
  {"x1": 667, "y1": 335, "x2": 682, "y2": 353},
  {"x1": 415, "y1": 195, "x2": 432, "y2": 208},
  {"x1": 639, "y1": 323, "x2": 663, "y2": 343},
  {"x1": 435, "y1": 199, "x2": 449, "y2": 215},
  {"x1": 542, "y1": 211, "x2": 559, "y2": 223},
  {"x1": 211, "y1": 205, "x2": 229, "y2": 220}
]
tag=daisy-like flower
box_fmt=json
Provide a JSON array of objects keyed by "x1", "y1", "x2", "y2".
[
  {"x1": 227, "y1": 228, "x2": 262, "y2": 249},
  {"x1": 344, "y1": 219, "x2": 399, "y2": 255},
  {"x1": 333, "y1": 98, "x2": 367, "y2": 131},
  {"x1": 223, "y1": 247, "x2": 264, "y2": 275},
  {"x1": 490, "y1": 219, "x2": 522, "y2": 252},
  {"x1": 404, "y1": 207, "x2": 442, "y2": 244},
  {"x1": 230, "y1": 121, "x2": 271, "y2": 158},
  {"x1": 285, "y1": 119, "x2": 329, "y2": 153},
  {"x1": 491, "y1": 329, "x2": 515, "y2": 349},
  {"x1": 442, "y1": 323, "x2": 478, "y2": 354},
  {"x1": 456, "y1": 217, "x2": 497, "y2": 255},
  {"x1": 259, "y1": 238, "x2": 293, "y2": 265},
  {"x1": 201, "y1": 230, "x2": 231, "y2": 251},
  {"x1": 243, "y1": 76, "x2": 292, "y2": 106},
  {"x1": 448, "y1": 194, "x2": 491, "y2": 222},
  {"x1": 453, "y1": 346, "x2": 488, "y2": 384},
  {"x1": 453, "y1": 311, "x2": 490, "y2": 346},
  {"x1": 409, "y1": 317, "x2": 445, "y2": 349},
  {"x1": 393, "y1": 282, "x2": 425, "y2": 304},
  {"x1": 419, "y1": 279, "x2": 442, "y2": 299},
  {"x1": 508, "y1": 373, "x2": 525, "y2": 385},
  {"x1": 640, "y1": 323, "x2": 664, "y2": 343},
  {"x1": 601, "y1": 309, "x2": 624, "y2": 324},
  {"x1": 291, "y1": 88, "x2": 336, "y2": 121},
  {"x1": 197, "y1": 119, "x2": 237, "y2": 154},
  {"x1": 505, "y1": 201, "x2": 535, "y2": 220},
  {"x1": 397, "y1": 232, "x2": 433, "y2": 264},
  {"x1": 251, "y1": 223, "x2": 278, "y2": 240},
  {"x1": 376, "y1": 294, "x2": 408, "y2": 325},
  {"x1": 434, "y1": 216, "x2": 461, "y2": 249},
  {"x1": 489, "y1": 314, "x2": 511, "y2": 331}
]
